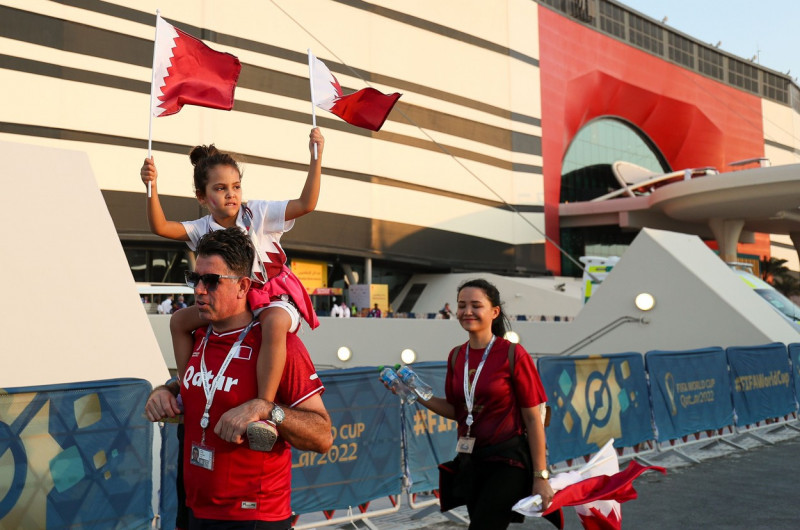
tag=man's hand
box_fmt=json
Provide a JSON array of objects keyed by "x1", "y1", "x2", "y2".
[
  {"x1": 145, "y1": 386, "x2": 181, "y2": 422},
  {"x1": 214, "y1": 399, "x2": 269, "y2": 444}
]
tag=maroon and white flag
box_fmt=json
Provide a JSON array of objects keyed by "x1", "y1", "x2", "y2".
[
  {"x1": 514, "y1": 439, "x2": 666, "y2": 529},
  {"x1": 151, "y1": 14, "x2": 241, "y2": 117},
  {"x1": 309, "y1": 52, "x2": 400, "y2": 131}
]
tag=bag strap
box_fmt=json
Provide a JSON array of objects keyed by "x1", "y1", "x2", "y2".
[{"x1": 448, "y1": 344, "x2": 462, "y2": 372}]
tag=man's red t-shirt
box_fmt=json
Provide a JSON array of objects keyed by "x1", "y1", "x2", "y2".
[{"x1": 181, "y1": 323, "x2": 324, "y2": 521}]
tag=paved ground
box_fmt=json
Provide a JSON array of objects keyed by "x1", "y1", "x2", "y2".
[{"x1": 304, "y1": 425, "x2": 800, "y2": 529}]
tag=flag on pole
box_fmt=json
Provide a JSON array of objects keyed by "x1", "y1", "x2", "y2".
[
  {"x1": 151, "y1": 14, "x2": 241, "y2": 117},
  {"x1": 513, "y1": 439, "x2": 666, "y2": 529},
  {"x1": 309, "y1": 52, "x2": 401, "y2": 131}
]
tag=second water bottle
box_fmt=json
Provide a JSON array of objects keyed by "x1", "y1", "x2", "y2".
[
  {"x1": 379, "y1": 366, "x2": 417, "y2": 405},
  {"x1": 396, "y1": 365, "x2": 434, "y2": 401}
]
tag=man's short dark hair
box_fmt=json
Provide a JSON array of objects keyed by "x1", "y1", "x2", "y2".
[{"x1": 195, "y1": 227, "x2": 254, "y2": 278}]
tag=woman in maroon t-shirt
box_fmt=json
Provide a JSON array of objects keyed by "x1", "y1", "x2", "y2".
[{"x1": 416, "y1": 279, "x2": 555, "y2": 529}]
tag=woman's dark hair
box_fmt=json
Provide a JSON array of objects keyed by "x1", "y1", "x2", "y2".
[
  {"x1": 189, "y1": 144, "x2": 242, "y2": 194},
  {"x1": 457, "y1": 278, "x2": 510, "y2": 337}
]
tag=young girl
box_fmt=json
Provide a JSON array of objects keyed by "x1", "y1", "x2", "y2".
[{"x1": 140, "y1": 128, "x2": 324, "y2": 451}]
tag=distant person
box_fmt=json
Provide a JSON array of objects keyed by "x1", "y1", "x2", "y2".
[
  {"x1": 440, "y1": 302, "x2": 453, "y2": 319},
  {"x1": 330, "y1": 301, "x2": 344, "y2": 318},
  {"x1": 141, "y1": 128, "x2": 324, "y2": 451},
  {"x1": 158, "y1": 295, "x2": 174, "y2": 314},
  {"x1": 351, "y1": 303, "x2": 358, "y2": 317},
  {"x1": 340, "y1": 301, "x2": 351, "y2": 318},
  {"x1": 368, "y1": 303, "x2": 382, "y2": 318},
  {"x1": 176, "y1": 295, "x2": 188, "y2": 309}
]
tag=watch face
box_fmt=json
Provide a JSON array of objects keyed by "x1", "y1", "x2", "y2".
[{"x1": 271, "y1": 405, "x2": 285, "y2": 424}]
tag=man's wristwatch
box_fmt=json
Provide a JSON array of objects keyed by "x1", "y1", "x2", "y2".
[
  {"x1": 533, "y1": 469, "x2": 550, "y2": 480},
  {"x1": 270, "y1": 404, "x2": 285, "y2": 425}
]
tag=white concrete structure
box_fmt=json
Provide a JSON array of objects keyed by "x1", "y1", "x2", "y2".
[{"x1": 0, "y1": 140, "x2": 168, "y2": 389}]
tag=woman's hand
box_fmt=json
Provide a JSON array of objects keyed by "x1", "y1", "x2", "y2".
[
  {"x1": 532, "y1": 476, "x2": 555, "y2": 510},
  {"x1": 141, "y1": 157, "x2": 158, "y2": 189}
]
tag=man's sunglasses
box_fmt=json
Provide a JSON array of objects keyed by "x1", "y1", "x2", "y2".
[{"x1": 184, "y1": 271, "x2": 241, "y2": 290}]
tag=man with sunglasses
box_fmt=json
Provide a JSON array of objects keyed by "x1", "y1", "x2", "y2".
[{"x1": 145, "y1": 227, "x2": 332, "y2": 529}]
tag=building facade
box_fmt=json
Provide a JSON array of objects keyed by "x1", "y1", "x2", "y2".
[{"x1": 2, "y1": 0, "x2": 799, "y2": 296}]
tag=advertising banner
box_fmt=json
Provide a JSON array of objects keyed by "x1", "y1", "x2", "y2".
[
  {"x1": 726, "y1": 343, "x2": 795, "y2": 426},
  {"x1": 537, "y1": 353, "x2": 652, "y2": 464},
  {"x1": 645, "y1": 347, "x2": 733, "y2": 441},
  {"x1": 401, "y1": 362, "x2": 457, "y2": 493},
  {"x1": 290, "y1": 259, "x2": 328, "y2": 294},
  {"x1": 789, "y1": 343, "x2": 800, "y2": 406},
  {"x1": 0, "y1": 379, "x2": 153, "y2": 528},
  {"x1": 291, "y1": 367, "x2": 402, "y2": 513}
]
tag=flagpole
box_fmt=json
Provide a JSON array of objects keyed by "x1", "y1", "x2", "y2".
[
  {"x1": 146, "y1": 9, "x2": 161, "y2": 198},
  {"x1": 307, "y1": 49, "x2": 318, "y2": 160}
]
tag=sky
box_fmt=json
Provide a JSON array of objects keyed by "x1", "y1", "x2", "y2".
[{"x1": 621, "y1": 0, "x2": 800, "y2": 82}]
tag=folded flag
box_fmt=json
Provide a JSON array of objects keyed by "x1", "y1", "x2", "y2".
[
  {"x1": 309, "y1": 52, "x2": 401, "y2": 131},
  {"x1": 151, "y1": 14, "x2": 241, "y2": 117}
]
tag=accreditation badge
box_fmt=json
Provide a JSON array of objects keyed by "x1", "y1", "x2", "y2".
[
  {"x1": 456, "y1": 436, "x2": 475, "y2": 454},
  {"x1": 190, "y1": 442, "x2": 215, "y2": 470}
]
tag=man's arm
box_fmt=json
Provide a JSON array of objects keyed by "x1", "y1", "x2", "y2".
[
  {"x1": 214, "y1": 393, "x2": 333, "y2": 453},
  {"x1": 277, "y1": 393, "x2": 333, "y2": 453}
]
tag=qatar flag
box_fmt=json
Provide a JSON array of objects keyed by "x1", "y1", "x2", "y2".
[
  {"x1": 151, "y1": 14, "x2": 241, "y2": 117},
  {"x1": 309, "y1": 52, "x2": 401, "y2": 131},
  {"x1": 513, "y1": 439, "x2": 666, "y2": 529}
]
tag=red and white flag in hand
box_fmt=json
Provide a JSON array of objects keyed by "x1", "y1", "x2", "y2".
[
  {"x1": 309, "y1": 52, "x2": 400, "y2": 131},
  {"x1": 513, "y1": 439, "x2": 666, "y2": 529},
  {"x1": 151, "y1": 14, "x2": 241, "y2": 117}
]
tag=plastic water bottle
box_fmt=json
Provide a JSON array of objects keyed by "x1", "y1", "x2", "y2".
[
  {"x1": 379, "y1": 366, "x2": 417, "y2": 405},
  {"x1": 396, "y1": 365, "x2": 434, "y2": 401}
]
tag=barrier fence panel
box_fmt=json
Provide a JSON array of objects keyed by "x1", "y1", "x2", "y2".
[
  {"x1": 537, "y1": 353, "x2": 653, "y2": 464},
  {"x1": 0, "y1": 378, "x2": 153, "y2": 529},
  {"x1": 787, "y1": 343, "x2": 800, "y2": 408},
  {"x1": 645, "y1": 347, "x2": 734, "y2": 442},
  {"x1": 159, "y1": 422, "x2": 182, "y2": 530},
  {"x1": 291, "y1": 367, "x2": 403, "y2": 514},
  {"x1": 402, "y1": 362, "x2": 457, "y2": 494},
  {"x1": 726, "y1": 343, "x2": 796, "y2": 426}
]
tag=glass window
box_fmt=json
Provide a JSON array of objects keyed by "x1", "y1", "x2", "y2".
[
  {"x1": 124, "y1": 247, "x2": 192, "y2": 283},
  {"x1": 599, "y1": 1, "x2": 625, "y2": 39},
  {"x1": 668, "y1": 33, "x2": 694, "y2": 69},
  {"x1": 561, "y1": 118, "x2": 668, "y2": 176},
  {"x1": 628, "y1": 13, "x2": 663, "y2": 56},
  {"x1": 698, "y1": 47, "x2": 724, "y2": 80}
]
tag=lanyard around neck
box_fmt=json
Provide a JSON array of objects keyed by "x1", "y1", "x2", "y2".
[
  {"x1": 198, "y1": 319, "x2": 257, "y2": 431},
  {"x1": 462, "y1": 335, "x2": 496, "y2": 436}
]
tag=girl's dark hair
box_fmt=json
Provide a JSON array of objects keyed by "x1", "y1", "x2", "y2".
[
  {"x1": 457, "y1": 278, "x2": 510, "y2": 337},
  {"x1": 189, "y1": 144, "x2": 242, "y2": 194}
]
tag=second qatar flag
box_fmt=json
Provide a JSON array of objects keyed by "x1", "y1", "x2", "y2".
[{"x1": 309, "y1": 52, "x2": 401, "y2": 131}]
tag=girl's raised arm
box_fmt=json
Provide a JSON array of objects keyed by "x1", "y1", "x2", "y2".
[
  {"x1": 141, "y1": 157, "x2": 190, "y2": 241},
  {"x1": 285, "y1": 128, "x2": 324, "y2": 221}
]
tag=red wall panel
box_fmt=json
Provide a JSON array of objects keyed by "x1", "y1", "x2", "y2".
[{"x1": 538, "y1": 7, "x2": 766, "y2": 273}]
